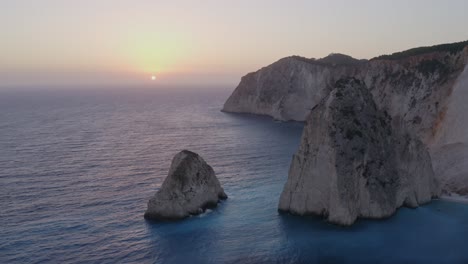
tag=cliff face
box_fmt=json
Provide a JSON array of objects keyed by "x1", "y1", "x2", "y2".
[
  {"x1": 431, "y1": 63, "x2": 468, "y2": 195},
  {"x1": 363, "y1": 49, "x2": 468, "y2": 143},
  {"x1": 223, "y1": 41, "x2": 468, "y2": 196},
  {"x1": 278, "y1": 78, "x2": 439, "y2": 225},
  {"x1": 222, "y1": 56, "x2": 363, "y2": 121}
]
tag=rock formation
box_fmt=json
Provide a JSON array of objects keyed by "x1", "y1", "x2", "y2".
[
  {"x1": 144, "y1": 150, "x2": 227, "y2": 221},
  {"x1": 278, "y1": 78, "x2": 440, "y2": 225},
  {"x1": 223, "y1": 40, "x2": 468, "y2": 196},
  {"x1": 222, "y1": 55, "x2": 364, "y2": 121}
]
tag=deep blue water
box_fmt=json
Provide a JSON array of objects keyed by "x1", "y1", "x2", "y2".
[{"x1": 1, "y1": 87, "x2": 468, "y2": 264}]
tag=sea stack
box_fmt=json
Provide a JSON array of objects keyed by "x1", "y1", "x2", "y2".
[
  {"x1": 278, "y1": 78, "x2": 440, "y2": 225},
  {"x1": 144, "y1": 150, "x2": 227, "y2": 221}
]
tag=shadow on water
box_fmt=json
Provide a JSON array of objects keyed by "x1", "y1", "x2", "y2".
[
  {"x1": 144, "y1": 205, "x2": 230, "y2": 263},
  {"x1": 144, "y1": 199, "x2": 468, "y2": 264},
  {"x1": 275, "y1": 200, "x2": 468, "y2": 264}
]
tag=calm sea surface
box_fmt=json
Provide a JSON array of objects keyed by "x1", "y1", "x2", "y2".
[{"x1": 1, "y1": 87, "x2": 468, "y2": 264}]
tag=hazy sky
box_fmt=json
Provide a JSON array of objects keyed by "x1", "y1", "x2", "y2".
[{"x1": 1, "y1": 0, "x2": 468, "y2": 88}]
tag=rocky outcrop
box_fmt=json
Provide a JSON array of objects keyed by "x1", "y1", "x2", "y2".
[
  {"x1": 144, "y1": 150, "x2": 227, "y2": 221},
  {"x1": 278, "y1": 78, "x2": 440, "y2": 225},
  {"x1": 223, "y1": 40, "x2": 468, "y2": 196}
]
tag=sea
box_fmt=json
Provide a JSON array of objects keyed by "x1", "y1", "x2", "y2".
[{"x1": 1, "y1": 87, "x2": 468, "y2": 264}]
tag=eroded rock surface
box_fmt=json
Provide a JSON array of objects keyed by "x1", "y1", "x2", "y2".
[
  {"x1": 278, "y1": 78, "x2": 440, "y2": 225},
  {"x1": 144, "y1": 150, "x2": 227, "y2": 221},
  {"x1": 222, "y1": 55, "x2": 363, "y2": 121}
]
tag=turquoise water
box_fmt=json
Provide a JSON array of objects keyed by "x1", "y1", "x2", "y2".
[{"x1": 1, "y1": 88, "x2": 467, "y2": 263}]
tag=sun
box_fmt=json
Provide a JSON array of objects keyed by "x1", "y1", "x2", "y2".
[{"x1": 151, "y1": 75, "x2": 156, "y2": 81}]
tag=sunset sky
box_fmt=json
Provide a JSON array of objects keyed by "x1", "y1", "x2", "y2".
[{"x1": 1, "y1": 0, "x2": 468, "y2": 88}]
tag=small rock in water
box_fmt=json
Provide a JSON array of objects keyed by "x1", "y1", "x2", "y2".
[{"x1": 144, "y1": 150, "x2": 227, "y2": 221}]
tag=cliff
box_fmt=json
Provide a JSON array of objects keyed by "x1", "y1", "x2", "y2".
[
  {"x1": 223, "y1": 41, "x2": 468, "y2": 196},
  {"x1": 222, "y1": 55, "x2": 364, "y2": 121},
  {"x1": 278, "y1": 78, "x2": 440, "y2": 225}
]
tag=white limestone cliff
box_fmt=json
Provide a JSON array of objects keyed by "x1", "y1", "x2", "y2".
[
  {"x1": 223, "y1": 41, "x2": 468, "y2": 196},
  {"x1": 431, "y1": 63, "x2": 468, "y2": 195},
  {"x1": 222, "y1": 55, "x2": 364, "y2": 121},
  {"x1": 278, "y1": 78, "x2": 440, "y2": 225}
]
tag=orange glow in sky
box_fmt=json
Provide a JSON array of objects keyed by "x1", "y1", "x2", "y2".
[{"x1": 1, "y1": 0, "x2": 468, "y2": 88}]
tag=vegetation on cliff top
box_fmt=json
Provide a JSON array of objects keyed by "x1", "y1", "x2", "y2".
[
  {"x1": 290, "y1": 53, "x2": 366, "y2": 66},
  {"x1": 372, "y1": 40, "x2": 468, "y2": 60}
]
